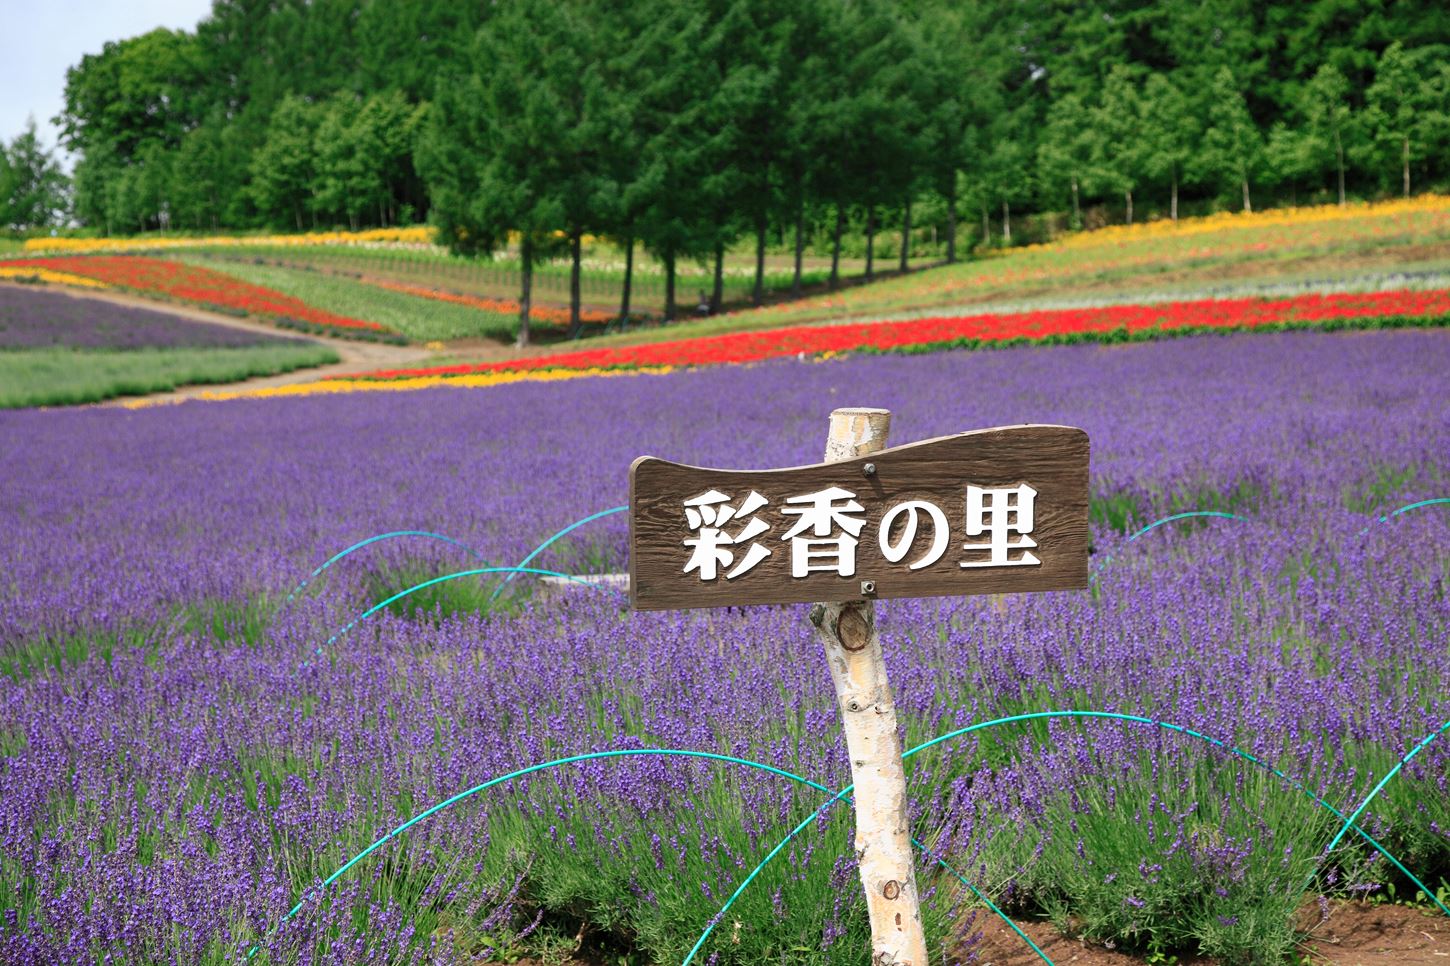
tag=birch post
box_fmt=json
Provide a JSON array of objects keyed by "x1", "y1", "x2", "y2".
[{"x1": 808, "y1": 407, "x2": 929, "y2": 966}]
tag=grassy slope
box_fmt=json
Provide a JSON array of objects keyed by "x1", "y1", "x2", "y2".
[
  {"x1": 97, "y1": 198, "x2": 1450, "y2": 351},
  {"x1": 567, "y1": 199, "x2": 1450, "y2": 349},
  {"x1": 0, "y1": 343, "x2": 339, "y2": 407},
  {"x1": 170, "y1": 256, "x2": 517, "y2": 342}
]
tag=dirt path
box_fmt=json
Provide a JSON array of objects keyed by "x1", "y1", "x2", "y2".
[{"x1": 0, "y1": 282, "x2": 440, "y2": 403}]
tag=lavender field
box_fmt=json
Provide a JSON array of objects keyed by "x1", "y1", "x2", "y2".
[
  {"x1": 0, "y1": 286, "x2": 335, "y2": 408},
  {"x1": 1, "y1": 329, "x2": 1447, "y2": 964}
]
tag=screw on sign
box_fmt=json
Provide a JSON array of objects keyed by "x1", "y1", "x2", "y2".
[{"x1": 629, "y1": 410, "x2": 1090, "y2": 965}]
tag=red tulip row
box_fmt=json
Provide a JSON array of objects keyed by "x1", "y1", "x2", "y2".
[
  {"x1": 341, "y1": 288, "x2": 1450, "y2": 381},
  {"x1": 0, "y1": 256, "x2": 393, "y2": 338}
]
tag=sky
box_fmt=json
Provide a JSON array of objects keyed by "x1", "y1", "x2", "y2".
[{"x1": 0, "y1": 0, "x2": 214, "y2": 162}]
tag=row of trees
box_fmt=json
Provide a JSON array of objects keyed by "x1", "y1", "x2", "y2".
[{"x1": 33, "y1": 0, "x2": 1450, "y2": 342}]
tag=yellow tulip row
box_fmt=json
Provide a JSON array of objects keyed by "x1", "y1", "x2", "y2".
[
  {"x1": 119, "y1": 364, "x2": 673, "y2": 408},
  {"x1": 0, "y1": 266, "x2": 112, "y2": 288},
  {"x1": 22, "y1": 225, "x2": 436, "y2": 255},
  {"x1": 1031, "y1": 194, "x2": 1450, "y2": 253}
]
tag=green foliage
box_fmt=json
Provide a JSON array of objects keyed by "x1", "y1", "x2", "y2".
[
  {"x1": 1362, "y1": 43, "x2": 1450, "y2": 197},
  {"x1": 0, "y1": 343, "x2": 337, "y2": 408},
  {"x1": 40, "y1": 0, "x2": 1450, "y2": 273},
  {"x1": 0, "y1": 120, "x2": 69, "y2": 231}
]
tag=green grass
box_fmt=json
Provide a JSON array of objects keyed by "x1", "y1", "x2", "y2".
[
  {"x1": 0, "y1": 237, "x2": 23, "y2": 255},
  {"x1": 0, "y1": 343, "x2": 339, "y2": 407},
  {"x1": 172, "y1": 255, "x2": 518, "y2": 342}
]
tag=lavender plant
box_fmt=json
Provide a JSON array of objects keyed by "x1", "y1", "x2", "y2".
[{"x1": 0, "y1": 328, "x2": 1446, "y2": 963}]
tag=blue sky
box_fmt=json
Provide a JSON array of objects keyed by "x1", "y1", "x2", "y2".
[{"x1": 0, "y1": 0, "x2": 214, "y2": 161}]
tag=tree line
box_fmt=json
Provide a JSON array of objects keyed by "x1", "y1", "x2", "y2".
[{"x1": 14, "y1": 0, "x2": 1450, "y2": 342}]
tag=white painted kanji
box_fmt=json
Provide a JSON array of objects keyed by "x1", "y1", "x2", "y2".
[
  {"x1": 780, "y1": 486, "x2": 867, "y2": 577},
  {"x1": 681, "y1": 489, "x2": 772, "y2": 581},
  {"x1": 878, "y1": 499, "x2": 950, "y2": 570},
  {"x1": 960, "y1": 483, "x2": 1041, "y2": 568}
]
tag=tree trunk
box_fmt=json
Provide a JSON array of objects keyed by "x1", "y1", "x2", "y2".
[
  {"x1": 811, "y1": 408, "x2": 930, "y2": 966},
  {"x1": 294, "y1": 205, "x2": 302, "y2": 231},
  {"x1": 899, "y1": 196, "x2": 911, "y2": 273},
  {"x1": 568, "y1": 229, "x2": 582, "y2": 340},
  {"x1": 1071, "y1": 177, "x2": 1080, "y2": 229},
  {"x1": 792, "y1": 201, "x2": 805, "y2": 296},
  {"x1": 981, "y1": 202, "x2": 990, "y2": 247},
  {"x1": 664, "y1": 250, "x2": 676, "y2": 322},
  {"x1": 1403, "y1": 135, "x2": 1411, "y2": 198},
  {"x1": 1336, "y1": 133, "x2": 1345, "y2": 206},
  {"x1": 753, "y1": 215, "x2": 767, "y2": 307},
  {"x1": 865, "y1": 205, "x2": 876, "y2": 280},
  {"x1": 618, "y1": 236, "x2": 633, "y2": 323},
  {"x1": 1170, "y1": 169, "x2": 1178, "y2": 223},
  {"x1": 1124, "y1": 188, "x2": 1133, "y2": 226},
  {"x1": 517, "y1": 236, "x2": 533, "y2": 349},
  {"x1": 1002, "y1": 200, "x2": 1011, "y2": 245},
  {"x1": 1242, "y1": 177, "x2": 1252, "y2": 213},
  {"x1": 712, "y1": 241, "x2": 724, "y2": 314},
  {"x1": 945, "y1": 178, "x2": 958, "y2": 264},
  {"x1": 830, "y1": 205, "x2": 844, "y2": 289}
]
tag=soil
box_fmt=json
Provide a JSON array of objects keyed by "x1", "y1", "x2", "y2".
[
  {"x1": 964, "y1": 900, "x2": 1450, "y2": 966},
  {"x1": 476, "y1": 901, "x2": 1449, "y2": 966}
]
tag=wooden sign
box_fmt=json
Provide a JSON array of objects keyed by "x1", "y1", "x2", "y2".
[{"x1": 629, "y1": 423, "x2": 1089, "y2": 610}]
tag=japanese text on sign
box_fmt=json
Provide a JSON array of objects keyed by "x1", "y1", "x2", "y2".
[{"x1": 681, "y1": 484, "x2": 1040, "y2": 580}]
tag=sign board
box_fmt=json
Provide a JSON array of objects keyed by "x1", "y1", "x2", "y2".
[{"x1": 629, "y1": 423, "x2": 1089, "y2": 610}]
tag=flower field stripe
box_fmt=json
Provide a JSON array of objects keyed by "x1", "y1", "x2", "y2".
[
  {"x1": 24, "y1": 225, "x2": 436, "y2": 255},
  {"x1": 336, "y1": 289, "x2": 1450, "y2": 385},
  {"x1": 284, "y1": 530, "x2": 491, "y2": 603},
  {"x1": 248, "y1": 749, "x2": 1044, "y2": 966},
  {"x1": 690, "y1": 710, "x2": 1448, "y2": 966},
  {"x1": 119, "y1": 365, "x2": 672, "y2": 406},
  {"x1": 0, "y1": 255, "x2": 394, "y2": 337},
  {"x1": 490, "y1": 505, "x2": 629, "y2": 602},
  {"x1": 364, "y1": 276, "x2": 613, "y2": 329},
  {"x1": 0, "y1": 266, "x2": 110, "y2": 289}
]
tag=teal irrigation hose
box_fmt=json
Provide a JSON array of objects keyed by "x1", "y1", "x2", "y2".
[
  {"x1": 1308, "y1": 716, "x2": 1450, "y2": 894},
  {"x1": 1356, "y1": 496, "x2": 1450, "y2": 535},
  {"x1": 1090, "y1": 511, "x2": 1245, "y2": 581},
  {"x1": 490, "y1": 506, "x2": 629, "y2": 602},
  {"x1": 319, "y1": 566, "x2": 626, "y2": 651},
  {"x1": 284, "y1": 530, "x2": 488, "y2": 603},
  {"x1": 242, "y1": 748, "x2": 1030, "y2": 961},
  {"x1": 685, "y1": 709, "x2": 1447, "y2": 966}
]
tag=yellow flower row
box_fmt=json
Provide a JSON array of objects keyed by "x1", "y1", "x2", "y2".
[
  {"x1": 119, "y1": 365, "x2": 673, "y2": 408},
  {"x1": 0, "y1": 266, "x2": 112, "y2": 288},
  {"x1": 23, "y1": 225, "x2": 436, "y2": 255},
  {"x1": 1032, "y1": 194, "x2": 1450, "y2": 253}
]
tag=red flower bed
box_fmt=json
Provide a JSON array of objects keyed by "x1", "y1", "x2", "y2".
[
  {"x1": 0, "y1": 256, "x2": 393, "y2": 338},
  {"x1": 343, "y1": 288, "x2": 1450, "y2": 381}
]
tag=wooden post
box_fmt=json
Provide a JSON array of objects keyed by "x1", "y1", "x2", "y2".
[{"x1": 808, "y1": 408, "x2": 929, "y2": 966}]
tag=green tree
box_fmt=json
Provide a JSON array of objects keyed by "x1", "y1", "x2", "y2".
[
  {"x1": 250, "y1": 95, "x2": 323, "y2": 230},
  {"x1": 1140, "y1": 73, "x2": 1196, "y2": 222},
  {"x1": 1194, "y1": 65, "x2": 1262, "y2": 212},
  {"x1": 1363, "y1": 42, "x2": 1450, "y2": 197},
  {"x1": 1037, "y1": 93, "x2": 1092, "y2": 229},
  {"x1": 1, "y1": 120, "x2": 69, "y2": 231},
  {"x1": 1302, "y1": 64, "x2": 1356, "y2": 205},
  {"x1": 1088, "y1": 66, "x2": 1146, "y2": 224}
]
